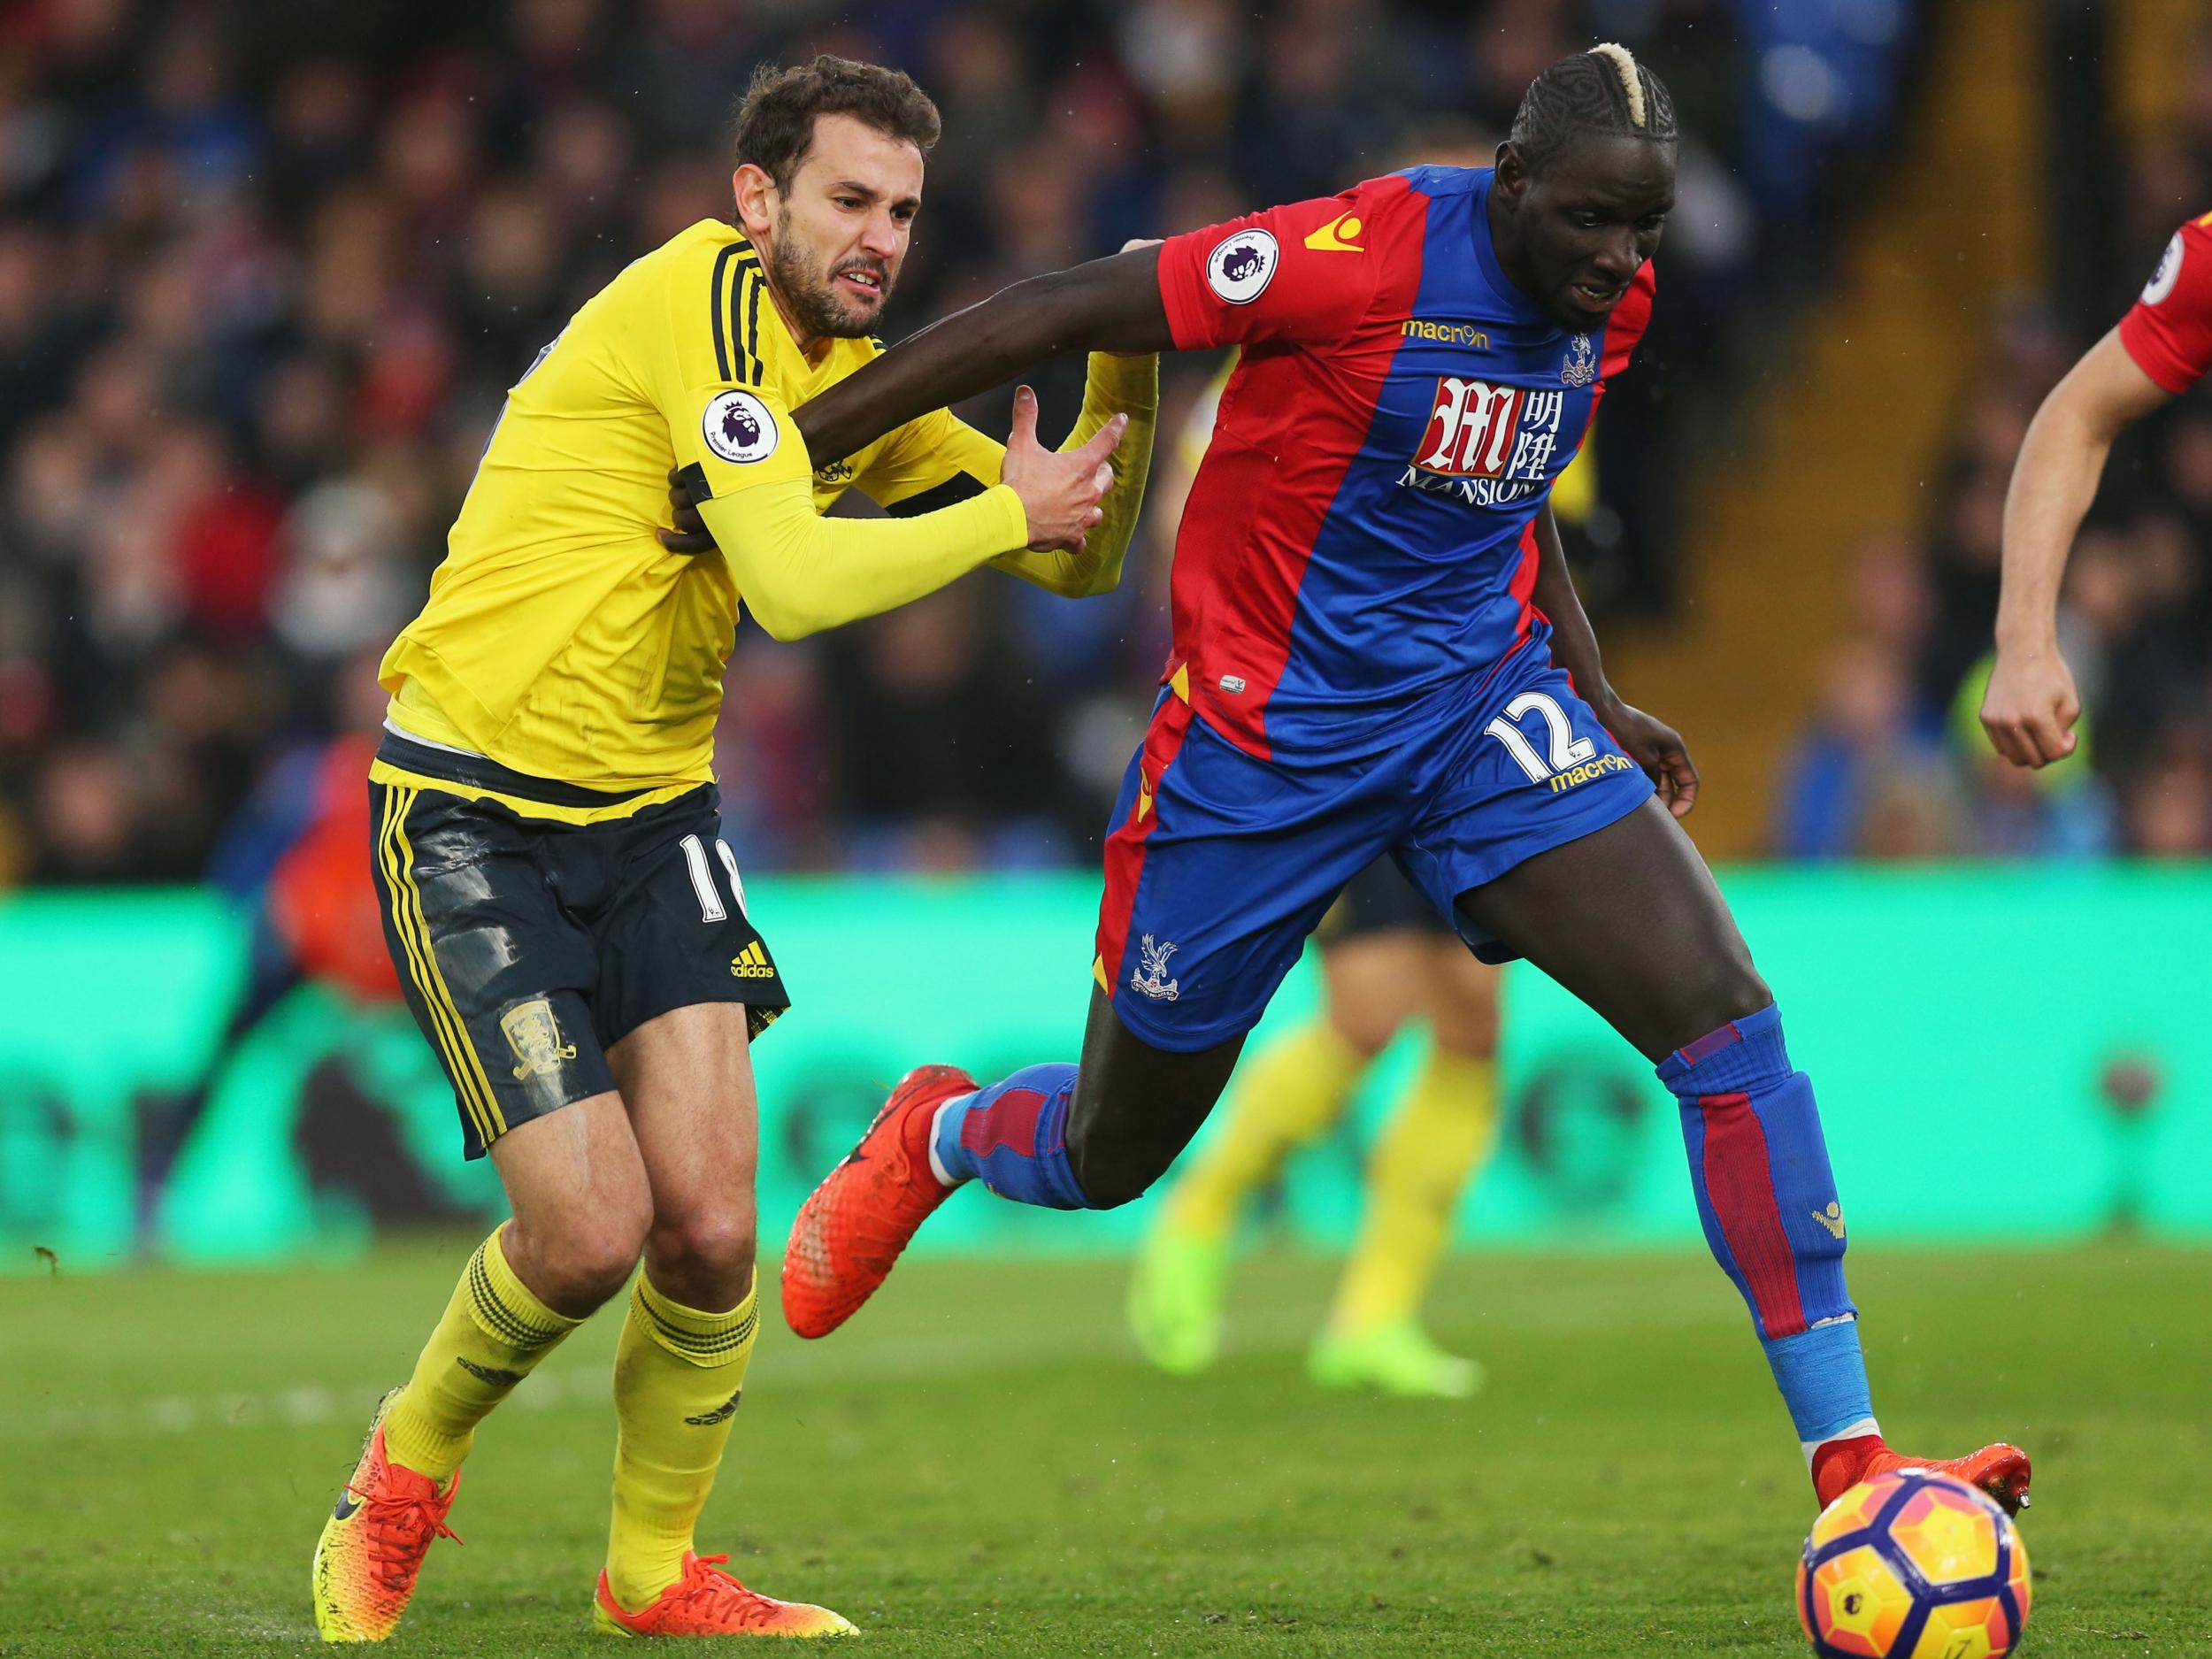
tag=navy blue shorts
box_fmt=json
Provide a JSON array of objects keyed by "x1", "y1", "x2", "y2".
[
  {"x1": 368, "y1": 774, "x2": 787, "y2": 1159},
  {"x1": 1093, "y1": 653, "x2": 1651, "y2": 1052}
]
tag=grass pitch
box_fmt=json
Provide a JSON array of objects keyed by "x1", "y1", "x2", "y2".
[{"x1": 2, "y1": 1241, "x2": 2206, "y2": 1656}]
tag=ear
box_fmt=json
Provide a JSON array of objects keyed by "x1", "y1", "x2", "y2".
[
  {"x1": 733, "y1": 163, "x2": 779, "y2": 239},
  {"x1": 1493, "y1": 141, "x2": 1529, "y2": 203}
]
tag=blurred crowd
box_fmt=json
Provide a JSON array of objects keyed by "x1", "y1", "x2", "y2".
[
  {"x1": 0, "y1": 0, "x2": 1916, "y2": 885},
  {"x1": 1774, "y1": 39, "x2": 2212, "y2": 861}
]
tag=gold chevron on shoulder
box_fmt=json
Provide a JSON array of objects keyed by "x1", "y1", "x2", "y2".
[{"x1": 1303, "y1": 211, "x2": 1364, "y2": 253}]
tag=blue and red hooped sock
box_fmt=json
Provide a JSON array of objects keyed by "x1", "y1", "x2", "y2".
[
  {"x1": 1659, "y1": 1003, "x2": 1878, "y2": 1457},
  {"x1": 929, "y1": 1064, "x2": 1095, "y2": 1210}
]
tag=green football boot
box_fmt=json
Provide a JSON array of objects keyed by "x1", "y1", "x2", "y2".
[
  {"x1": 1308, "y1": 1318, "x2": 1485, "y2": 1400},
  {"x1": 1125, "y1": 1223, "x2": 1230, "y2": 1376}
]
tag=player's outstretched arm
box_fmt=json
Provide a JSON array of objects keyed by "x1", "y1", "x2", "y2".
[
  {"x1": 1532, "y1": 502, "x2": 1697, "y2": 817},
  {"x1": 657, "y1": 364, "x2": 1153, "y2": 597},
  {"x1": 694, "y1": 399, "x2": 1121, "y2": 641},
  {"x1": 793, "y1": 245, "x2": 1174, "y2": 466},
  {"x1": 1983, "y1": 328, "x2": 2169, "y2": 767}
]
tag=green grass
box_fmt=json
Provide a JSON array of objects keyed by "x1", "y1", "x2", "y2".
[{"x1": 2, "y1": 1242, "x2": 2208, "y2": 1656}]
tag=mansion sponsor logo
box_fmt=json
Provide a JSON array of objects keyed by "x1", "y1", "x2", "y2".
[
  {"x1": 1396, "y1": 466, "x2": 1548, "y2": 508},
  {"x1": 1414, "y1": 378, "x2": 1567, "y2": 479},
  {"x1": 1397, "y1": 375, "x2": 1567, "y2": 507}
]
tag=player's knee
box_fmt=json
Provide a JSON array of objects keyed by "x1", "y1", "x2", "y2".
[
  {"x1": 1064, "y1": 1116, "x2": 1168, "y2": 1210},
  {"x1": 1324, "y1": 1000, "x2": 1401, "y2": 1060},
  {"x1": 646, "y1": 1206, "x2": 759, "y2": 1304},
  {"x1": 1667, "y1": 950, "x2": 1772, "y2": 1049},
  {"x1": 516, "y1": 1209, "x2": 649, "y2": 1313}
]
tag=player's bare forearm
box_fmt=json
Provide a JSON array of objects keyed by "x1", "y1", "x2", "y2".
[
  {"x1": 794, "y1": 247, "x2": 1174, "y2": 465},
  {"x1": 1532, "y1": 502, "x2": 1699, "y2": 814},
  {"x1": 1530, "y1": 503, "x2": 1611, "y2": 704},
  {"x1": 1995, "y1": 329, "x2": 2164, "y2": 651}
]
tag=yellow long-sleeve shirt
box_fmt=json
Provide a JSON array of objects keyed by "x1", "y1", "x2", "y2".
[{"x1": 377, "y1": 219, "x2": 1155, "y2": 813}]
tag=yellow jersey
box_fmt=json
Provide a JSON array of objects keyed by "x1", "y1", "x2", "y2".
[{"x1": 377, "y1": 219, "x2": 1045, "y2": 807}]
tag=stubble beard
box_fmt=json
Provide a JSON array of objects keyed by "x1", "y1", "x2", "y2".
[{"x1": 767, "y1": 209, "x2": 891, "y2": 342}]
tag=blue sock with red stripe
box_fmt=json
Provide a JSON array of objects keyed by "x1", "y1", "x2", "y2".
[
  {"x1": 1659, "y1": 1003, "x2": 1878, "y2": 1459},
  {"x1": 928, "y1": 1064, "x2": 1096, "y2": 1210}
]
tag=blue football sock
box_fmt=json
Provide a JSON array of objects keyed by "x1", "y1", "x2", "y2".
[
  {"x1": 931, "y1": 1064, "x2": 1095, "y2": 1210},
  {"x1": 1658, "y1": 1003, "x2": 1878, "y2": 1455}
]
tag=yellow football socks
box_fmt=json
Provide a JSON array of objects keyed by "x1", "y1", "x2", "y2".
[
  {"x1": 1329, "y1": 1049, "x2": 1499, "y2": 1334},
  {"x1": 381, "y1": 1225, "x2": 583, "y2": 1482},
  {"x1": 1164, "y1": 1018, "x2": 1367, "y2": 1238},
  {"x1": 604, "y1": 1271, "x2": 760, "y2": 1611}
]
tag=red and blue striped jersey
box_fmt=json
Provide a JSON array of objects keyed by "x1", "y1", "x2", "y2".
[{"x1": 1155, "y1": 165, "x2": 1655, "y2": 761}]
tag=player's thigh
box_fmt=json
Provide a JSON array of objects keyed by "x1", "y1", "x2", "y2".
[
  {"x1": 1094, "y1": 698, "x2": 1386, "y2": 1057},
  {"x1": 1077, "y1": 702, "x2": 1390, "y2": 1198},
  {"x1": 1422, "y1": 940, "x2": 1502, "y2": 1060},
  {"x1": 607, "y1": 1002, "x2": 761, "y2": 1270},
  {"x1": 488, "y1": 1088, "x2": 653, "y2": 1315},
  {"x1": 368, "y1": 780, "x2": 617, "y2": 1162},
  {"x1": 1453, "y1": 796, "x2": 1769, "y2": 1063}
]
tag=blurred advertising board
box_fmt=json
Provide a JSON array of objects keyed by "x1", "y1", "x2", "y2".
[{"x1": 3, "y1": 869, "x2": 2208, "y2": 1269}]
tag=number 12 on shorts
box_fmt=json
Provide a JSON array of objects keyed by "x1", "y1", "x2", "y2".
[{"x1": 1485, "y1": 691, "x2": 1596, "y2": 782}]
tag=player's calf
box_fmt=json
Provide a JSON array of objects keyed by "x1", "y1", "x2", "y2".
[
  {"x1": 1655, "y1": 1002, "x2": 2033, "y2": 1512},
  {"x1": 1659, "y1": 1006, "x2": 1873, "y2": 1459}
]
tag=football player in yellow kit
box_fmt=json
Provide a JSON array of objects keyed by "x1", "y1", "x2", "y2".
[{"x1": 310, "y1": 56, "x2": 1153, "y2": 1643}]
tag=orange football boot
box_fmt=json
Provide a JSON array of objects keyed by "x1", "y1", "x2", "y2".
[
  {"x1": 782, "y1": 1064, "x2": 975, "y2": 1338},
  {"x1": 311, "y1": 1398, "x2": 463, "y2": 1642},
  {"x1": 592, "y1": 1552, "x2": 856, "y2": 1638},
  {"x1": 1813, "y1": 1432, "x2": 2032, "y2": 1516}
]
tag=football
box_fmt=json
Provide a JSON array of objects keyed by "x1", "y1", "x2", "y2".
[{"x1": 1797, "y1": 1470, "x2": 2032, "y2": 1658}]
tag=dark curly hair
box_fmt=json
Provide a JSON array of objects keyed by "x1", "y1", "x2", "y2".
[
  {"x1": 733, "y1": 55, "x2": 941, "y2": 193},
  {"x1": 1508, "y1": 44, "x2": 1678, "y2": 173}
]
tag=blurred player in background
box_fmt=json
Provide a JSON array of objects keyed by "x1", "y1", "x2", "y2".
[
  {"x1": 1127, "y1": 320, "x2": 1506, "y2": 1399},
  {"x1": 1982, "y1": 210, "x2": 2212, "y2": 765},
  {"x1": 1128, "y1": 861, "x2": 1503, "y2": 1397},
  {"x1": 782, "y1": 45, "x2": 2032, "y2": 1521},
  {"x1": 311, "y1": 57, "x2": 1150, "y2": 1643}
]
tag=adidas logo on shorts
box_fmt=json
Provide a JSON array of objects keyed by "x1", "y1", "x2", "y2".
[{"x1": 730, "y1": 941, "x2": 776, "y2": 979}]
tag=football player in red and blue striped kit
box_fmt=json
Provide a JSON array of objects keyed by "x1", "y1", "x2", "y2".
[{"x1": 779, "y1": 45, "x2": 2030, "y2": 1515}]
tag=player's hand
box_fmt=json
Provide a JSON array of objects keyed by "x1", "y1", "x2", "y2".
[
  {"x1": 1980, "y1": 643, "x2": 2081, "y2": 767},
  {"x1": 1599, "y1": 695, "x2": 1699, "y2": 818},
  {"x1": 1001, "y1": 385, "x2": 1125, "y2": 551},
  {"x1": 657, "y1": 467, "x2": 718, "y2": 555}
]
